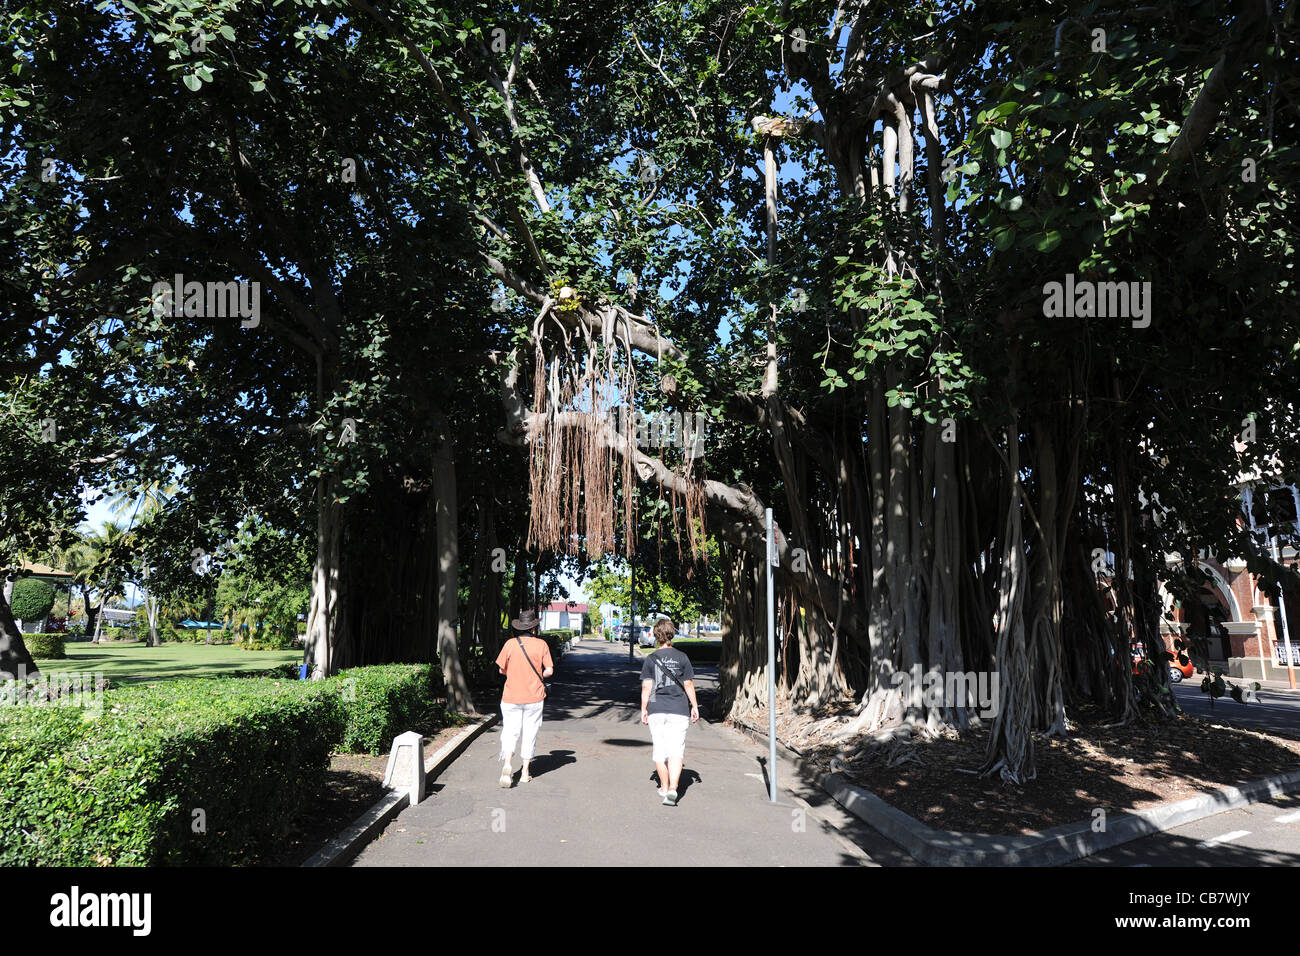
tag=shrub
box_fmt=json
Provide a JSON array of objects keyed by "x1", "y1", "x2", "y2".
[
  {"x1": 23, "y1": 633, "x2": 66, "y2": 659},
  {"x1": 540, "y1": 630, "x2": 577, "y2": 659},
  {"x1": 10, "y1": 578, "x2": 55, "y2": 624},
  {"x1": 331, "y1": 664, "x2": 445, "y2": 755},
  {"x1": 0, "y1": 677, "x2": 345, "y2": 865}
]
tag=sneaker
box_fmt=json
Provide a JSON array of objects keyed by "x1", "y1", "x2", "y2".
[
  {"x1": 520, "y1": 765, "x2": 532, "y2": 784},
  {"x1": 662, "y1": 790, "x2": 678, "y2": 806},
  {"x1": 499, "y1": 761, "x2": 513, "y2": 788}
]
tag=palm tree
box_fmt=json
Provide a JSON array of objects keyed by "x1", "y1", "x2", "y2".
[
  {"x1": 108, "y1": 480, "x2": 176, "y2": 646},
  {"x1": 59, "y1": 522, "x2": 132, "y2": 644}
]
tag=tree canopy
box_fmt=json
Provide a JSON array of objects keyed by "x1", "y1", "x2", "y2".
[{"x1": 2, "y1": 0, "x2": 1296, "y2": 785}]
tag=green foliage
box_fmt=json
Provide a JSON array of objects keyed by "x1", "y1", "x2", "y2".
[
  {"x1": 540, "y1": 629, "x2": 576, "y2": 660},
  {"x1": 0, "y1": 677, "x2": 345, "y2": 865},
  {"x1": 331, "y1": 664, "x2": 449, "y2": 755},
  {"x1": 215, "y1": 524, "x2": 311, "y2": 647},
  {"x1": 9, "y1": 578, "x2": 55, "y2": 622},
  {"x1": 1199, "y1": 669, "x2": 1262, "y2": 709},
  {"x1": 23, "y1": 633, "x2": 65, "y2": 659}
]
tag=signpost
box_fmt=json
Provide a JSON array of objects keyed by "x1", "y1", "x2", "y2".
[{"x1": 766, "y1": 508, "x2": 777, "y2": 803}]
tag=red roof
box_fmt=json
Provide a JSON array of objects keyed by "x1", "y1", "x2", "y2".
[{"x1": 540, "y1": 602, "x2": 588, "y2": 613}]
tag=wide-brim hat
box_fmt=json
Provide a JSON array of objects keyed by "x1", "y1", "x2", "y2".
[{"x1": 510, "y1": 609, "x2": 540, "y2": 632}]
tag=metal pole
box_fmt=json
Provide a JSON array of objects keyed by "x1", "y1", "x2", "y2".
[
  {"x1": 1273, "y1": 535, "x2": 1295, "y2": 689},
  {"x1": 629, "y1": 547, "x2": 636, "y2": 663},
  {"x1": 766, "y1": 508, "x2": 777, "y2": 803}
]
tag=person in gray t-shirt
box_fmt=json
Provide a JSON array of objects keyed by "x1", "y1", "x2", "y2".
[{"x1": 640, "y1": 619, "x2": 699, "y2": 806}]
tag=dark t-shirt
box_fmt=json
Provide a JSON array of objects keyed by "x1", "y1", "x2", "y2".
[{"x1": 641, "y1": 647, "x2": 694, "y2": 716}]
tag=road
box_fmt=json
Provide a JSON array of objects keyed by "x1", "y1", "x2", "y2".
[
  {"x1": 1076, "y1": 790, "x2": 1300, "y2": 866},
  {"x1": 353, "y1": 640, "x2": 911, "y2": 867},
  {"x1": 1172, "y1": 681, "x2": 1300, "y2": 735}
]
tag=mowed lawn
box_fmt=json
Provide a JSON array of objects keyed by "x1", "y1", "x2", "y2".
[{"x1": 33, "y1": 641, "x2": 300, "y2": 684}]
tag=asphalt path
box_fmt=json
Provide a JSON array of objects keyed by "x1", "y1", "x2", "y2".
[{"x1": 353, "y1": 640, "x2": 900, "y2": 867}]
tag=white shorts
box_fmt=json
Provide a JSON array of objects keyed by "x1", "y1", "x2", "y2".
[
  {"x1": 500, "y1": 701, "x2": 544, "y2": 760},
  {"x1": 648, "y1": 712, "x2": 690, "y2": 762}
]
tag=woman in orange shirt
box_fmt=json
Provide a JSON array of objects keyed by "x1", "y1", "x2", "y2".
[{"x1": 494, "y1": 610, "x2": 555, "y2": 788}]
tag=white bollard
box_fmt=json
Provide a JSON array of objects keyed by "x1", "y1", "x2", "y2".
[{"x1": 382, "y1": 730, "x2": 426, "y2": 806}]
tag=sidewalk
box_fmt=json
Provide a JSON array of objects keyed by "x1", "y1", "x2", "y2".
[{"x1": 351, "y1": 641, "x2": 883, "y2": 867}]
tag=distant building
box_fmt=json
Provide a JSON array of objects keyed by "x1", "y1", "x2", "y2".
[
  {"x1": 99, "y1": 607, "x2": 137, "y2": 626},
  {"x1": 1160, "y1": 481, "x2": 1299, "y2": 682},
  {"x1": 539, "y1": 601, "x2": 587, "y2": 633}
]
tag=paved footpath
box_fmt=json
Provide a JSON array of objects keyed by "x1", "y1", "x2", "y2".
[{"x1": 353, "y1": 640, "x2": 907, "y2": 867}]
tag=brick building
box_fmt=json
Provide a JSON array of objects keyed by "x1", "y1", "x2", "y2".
[{"x1": 1159, "y1": 481, "x2": 1299, "y2": 682}]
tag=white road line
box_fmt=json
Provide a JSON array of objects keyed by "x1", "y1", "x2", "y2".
[
  {"x1": 1197, "y1": 830, "x2": 1251, "y2": 848},
  {"x1": 1274, "y1": 811, "x2": 1300, "y2": 824}
]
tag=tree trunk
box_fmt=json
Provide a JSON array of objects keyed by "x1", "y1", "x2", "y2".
[
  {"x1": 144, "y1": 561, "x2": 161, "y2": 647},
  {"x1": 0, "y1": 585, "x2": 38, "y2": 680},
  {"x1": 433, "y1": 423, "x2": 475, "y2": 712},
  {"x1": 981, "y1": 416, "x2": 1036, "y2": 783},
  {"x1": 80, "y1": 584, "x2": 98, "y2": 639},
  {"x1": 304, "y1": 473, "x2": 342, "y2": 678}
]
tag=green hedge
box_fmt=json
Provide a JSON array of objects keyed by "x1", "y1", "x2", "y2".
[
  {"x1": 0, "y1": 677, "x2": 345, "y2": 865},
  {"x1": 22, "y1": 633, "x2": 66, "y2": 659},
  {"x1": 540, "y1": 629, "x2": 577, "y2": 660},
  {"x1": 332, "y1": 664, "x2": 447, "y2": 755}
]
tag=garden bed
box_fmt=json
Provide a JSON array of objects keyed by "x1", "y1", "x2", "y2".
[
  {"x1": 258, "y1": 723, "x2": 469, "y2": 867},
  {"x1": 742, "y1": 705, "x2": 1300, "y2": 836}
]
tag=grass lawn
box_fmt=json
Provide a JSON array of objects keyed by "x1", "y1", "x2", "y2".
[{"x1": 32, "y1": 640, "x2": 300, "y2": 684}]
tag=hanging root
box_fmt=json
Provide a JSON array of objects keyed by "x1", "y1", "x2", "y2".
[{"x1": 525, "y1": 307, "x2": 709, "y2": 564}]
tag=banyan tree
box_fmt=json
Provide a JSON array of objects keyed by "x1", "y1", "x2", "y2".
[
  {"x1": 489, "y1": 0, "x2": 1298, "y2": 783},
  {"x1": 338, "y1": 0, "x2": 1293, "y2": 782}
]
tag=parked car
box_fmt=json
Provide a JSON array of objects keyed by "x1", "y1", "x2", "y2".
[
  {"x1": 1132, "y1": 640, "x2": 1196, "y2": 683},
  {"x1": 616, "y1": 624, "x2": 650, "y2": 645}
]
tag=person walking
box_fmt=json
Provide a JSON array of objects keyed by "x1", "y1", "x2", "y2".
[
  {"x1": 640, "y1": 618, "x2": 699, "y2": 806},
  {"x1": 495, "y1": 609, "x2": 554, "y2": 788}
]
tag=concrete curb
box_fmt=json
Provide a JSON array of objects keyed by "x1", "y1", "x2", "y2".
[
  {"x1": 302, "y1": 711, "x2": 500, "y2": 867},
  {"x1": 731, "y1": 718, "x2": 1300, "y2": 866}
]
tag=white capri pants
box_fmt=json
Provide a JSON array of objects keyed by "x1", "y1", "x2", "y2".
[
  {"x1": 648, "y1": 713, "x2": 690, "y2": 763},
  {"x1": 500, "y1": 701, "x2": 544, "y2": 760}
]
